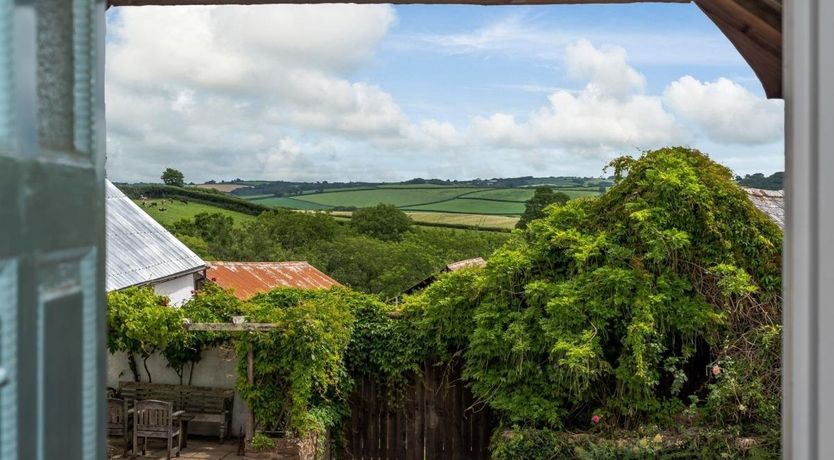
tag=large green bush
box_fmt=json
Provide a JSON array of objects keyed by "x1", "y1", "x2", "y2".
[
  {"x1": 462, "y1": 147, "x2": 781, "y2": 432},
  {"x1": 491, "y1": 427, "x2": 778, "y2": 460}
]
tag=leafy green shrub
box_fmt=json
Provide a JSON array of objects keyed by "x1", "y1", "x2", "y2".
[
  {"x1": 403, "y1": 268, "x2": 484, "y2": 361},
  {"x1": 516, "y1": 186, "x2": 570, "y2": 229},
  {"x1": 491, "y1": 428, "x2": 778, "y2": 460},
  {"x1": 107, "y1": 287, "x2": 184, "y2": 382},
  {"x1": 163, "y1": 284, "x2": 242, "y2": 384},
  {"x1": 351, "y1": 204, "x2": 412, "y2": 241},
  {"x1": 251, "y1": 432, "x2": 277, "y2": 451},
  {"x1": 345, "y1": 294, "x2": 423, "y2": 399},
  {"x1": 462, "y1": 147, "x2": 782, "y2": 431}
]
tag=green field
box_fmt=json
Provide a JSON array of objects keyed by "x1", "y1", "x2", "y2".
[
  {"x1": 249, "y1": 185, "x2": 601, "y2": 217},
  {"x1": 464, "y1": 188, "x2": 535, "y2": 201},
  {"x1": 405, "y1": 212, "x2": 518, "y2": 229},
  {"x1": 254, "y1": 187, "x2": 490, "y2": 208},
  {"x1": 404, "y1": 199, "x2": 525, "y2": 215},
  {"x1": 134, "y1": 200, "x2": 256, "y2": 227},
  {"x1": 248, "y1": 196, "x2": 334, "y2": 210}
]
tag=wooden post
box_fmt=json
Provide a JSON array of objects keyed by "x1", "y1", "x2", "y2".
[{"x1": 246, "y1": 338, "x2": 255, "y2": 443}]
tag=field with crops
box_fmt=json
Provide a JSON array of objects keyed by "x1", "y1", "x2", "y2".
[{"x1": 248, "y1": 185, "x2": 601, "y2": 217}]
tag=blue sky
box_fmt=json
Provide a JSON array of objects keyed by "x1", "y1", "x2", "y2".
[{"x1": 105, "y1": 3, "x2": 784, "y2": 183}]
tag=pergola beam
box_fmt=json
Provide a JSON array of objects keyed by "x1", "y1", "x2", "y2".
[
  {"x1": 183, "y1": 321, "x2": 281, "y2": 445},
  {"x1": 183, "y1": 322, "x2": 279, "y2": 332}
]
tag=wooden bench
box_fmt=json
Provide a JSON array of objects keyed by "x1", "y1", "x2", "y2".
[{"x1": 118, "y1": 382, "x2": 234, "y2": 442}]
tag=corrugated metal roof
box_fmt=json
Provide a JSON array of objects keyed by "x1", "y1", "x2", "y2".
[
  {"x1": 207, "y1": 261, "x2": 342, "y2": 300},
  {"x1": 745, "y1": 187, "x2": 784, "y2": 230},
  {"x1": 106, "y1": 180, "x2": 206, "y2": 291},
  {"x1": 445, "y1": 257, "x2": 486, "y2": 272}
]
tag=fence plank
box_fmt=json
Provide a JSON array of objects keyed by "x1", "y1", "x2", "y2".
[{"x1": 342, "y1": 361, "x2": 494, "y2": 459}]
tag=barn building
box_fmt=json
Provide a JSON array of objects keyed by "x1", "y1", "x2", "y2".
[{"x1": 105, "y1": 180, "x2": 207, "y2": 305}]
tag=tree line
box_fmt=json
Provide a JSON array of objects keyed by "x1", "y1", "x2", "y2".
[{"x1": 170, "y1": 204, "x2": 508, "y2": 299}]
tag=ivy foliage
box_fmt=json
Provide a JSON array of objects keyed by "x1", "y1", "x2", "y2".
[
  {"x1": 457, "y1": 147, "x2": 782, "y2": 431},
  {"x1": 163, "y1": 284, "x2": 242, "y2": 383},
  {"x1": 403, "y1": 268, "x2": 485, "y2": 362},
  {"x1": 490, "y1": 427, "x2": 778, "y2": 460},
  {"x1": 107, "y1": 284, "x2": 242, "y2": 383},
  {"x1": 235, "y1": 288, "x2": 358, "y2": 436}
]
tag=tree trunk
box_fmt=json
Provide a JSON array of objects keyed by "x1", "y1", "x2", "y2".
[
  {"x1": 128, "y1": 353, "x2": 140, "y2": 382},
  {"x1": 143, "y1": 355, "x2": 153, "y2": 383},
  {"x1": 188, "y1": 361, "x2": 196, "y2": 386}
]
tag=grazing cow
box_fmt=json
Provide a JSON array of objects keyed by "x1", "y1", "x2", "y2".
[
  {"x1": 149, "y1": 202, "x2": 157, "y2": 208},
  {"x1": 158, "y1": 207, "x2": 167, "y2": 212}
]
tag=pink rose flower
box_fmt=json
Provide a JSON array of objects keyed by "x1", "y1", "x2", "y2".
[{"x1": 592, "y1": 415, "x2": 601, "y2": 425}]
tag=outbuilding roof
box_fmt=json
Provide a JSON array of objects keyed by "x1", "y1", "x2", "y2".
[
  {"x1": 446, "y1": 257, "x2": 486, "y2": 272},
  {"x1": 745, "y1": 187, "x2": 784, "y2": 230},
  {"x1": 105, "y1": 180, "x2": 207, "y2": 291},
  {"x1": 207, "y1": 261, "x2": 342, "y2": 299}
]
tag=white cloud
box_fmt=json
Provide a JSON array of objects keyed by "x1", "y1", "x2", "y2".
[
  {"x1": 469, "y1": 41, "x2": 687, "y2": 156},
  {"x1": 564, "y1": 39, "x2": 645, "y2": 99},
  {"x1": 404, "y1": 14, "x2": 745, "y2": 67},
  {"x1": 663, "y1": 76, "x2": 784, "y2": 145},
  {"x1": 104, "y1": 6, "x2": 782, "y2": 183},
  {"x1": 105, "y1": 5, "x2": 466, "y2": 182}
]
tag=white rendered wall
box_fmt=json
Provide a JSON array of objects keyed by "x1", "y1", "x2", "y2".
[
  {"x1": 107, "y1": 347, "x2": 248, "y2": 437},
  {"x1": 152, "y1": 273, "x2": 196, "y2": 306}
]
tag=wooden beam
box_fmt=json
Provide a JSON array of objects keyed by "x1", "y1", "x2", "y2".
[
  {"x1": 695, "y1": 0, "x2": 782, "y2": 98},
  {"x1": 109, "y1": 0, "x2": 689, "y2": 6},
  {"x1": 183, "y1": 322, "x2": 280, "y2": 332}
]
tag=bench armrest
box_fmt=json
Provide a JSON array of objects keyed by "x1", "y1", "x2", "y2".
[{"x1": 172, "y1": 410, "x2": 186, "y2": 418}]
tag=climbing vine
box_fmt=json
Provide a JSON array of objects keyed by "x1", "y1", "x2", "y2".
[
  {"x1": 234, "y1": 288, "x2": 357, "y2": 436},
  {"x1": 163, "y1": 284, "x2": 242, "y2": 384},
  {"x1": 459, "y1": 147, "x2": 781, "y2": 434},
  {"x1": 106, "y1": 287, "x2": 184, "y2": 383}
]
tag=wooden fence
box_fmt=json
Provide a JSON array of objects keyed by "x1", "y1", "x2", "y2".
[{"x1": 342, "y1": 362, "x2": 496, "y2": 460}]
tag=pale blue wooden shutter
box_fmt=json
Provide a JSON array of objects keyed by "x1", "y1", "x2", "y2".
[{"x1": 0, "y1": 0, "x2": 106, "y2": 458}]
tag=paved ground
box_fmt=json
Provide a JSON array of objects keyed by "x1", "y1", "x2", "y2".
[{"x1": 109, "y1": 437, "x2": 249, "y2": 459}]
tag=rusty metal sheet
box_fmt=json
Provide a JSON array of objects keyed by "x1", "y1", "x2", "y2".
[{"x1": 207, "y1": 261, "x2": 341, "y2": 299}]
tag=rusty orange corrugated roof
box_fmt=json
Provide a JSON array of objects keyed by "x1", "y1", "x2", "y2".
[{"x1": 207, "y1": 261, "x2": 342, "y2": 300}]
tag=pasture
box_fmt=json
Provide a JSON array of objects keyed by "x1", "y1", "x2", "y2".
[
  {"x1": 134, "y1": 199, "x2": 256, "y2": 227},
  {"x1": 248, "y1": 185, "x2": 602, "y2": 217},
  {"x1": 325, "y1": 210, "x2": 519, "y2": 230},
  {"x1": 403, "y1": 199, "x2": 525, "y2": 215},
  {"x1": 275, "y1": 187, "x2": 488, "y2": 208},
  {"x1": 405, "y1": 212, "x2": 519, "y2": 229},
  {"x1": 194, "y1": 183, "x2": 253, "y2": 193}
]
